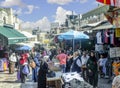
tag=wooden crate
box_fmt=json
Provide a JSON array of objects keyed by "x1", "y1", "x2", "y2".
[{"x1": 47, "y1": 77, "x2": 64, "y2": 88}]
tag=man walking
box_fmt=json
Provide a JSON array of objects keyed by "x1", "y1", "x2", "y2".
[{"x1": 56, "y1": 50, "x2": 68, "y2": 73}]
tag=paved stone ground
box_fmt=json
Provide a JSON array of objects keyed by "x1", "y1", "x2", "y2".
[
  {"x1": 0, "y1": 70, "x2": 112, "y2": 88},
  {"x1": 0, "y1": 71, "x2": 21, "y2": 88},
  {"x1": 98, "y1": 78, "x2": 112, "y2": 88}
]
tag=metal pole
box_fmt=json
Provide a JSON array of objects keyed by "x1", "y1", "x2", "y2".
[{"x1": 73, "y1": 39, "x2": 74, "y2": 52}]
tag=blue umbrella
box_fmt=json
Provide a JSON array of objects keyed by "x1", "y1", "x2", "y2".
[
  {"x1": 58, "y1": 30, "x2": 89, "y2": 40},
  {"x1": 58, "y1": 30, "x2": 89, "y2": 51},
  {"x1": 16, "y1": 45, "x2": 31, "y2": 50}
]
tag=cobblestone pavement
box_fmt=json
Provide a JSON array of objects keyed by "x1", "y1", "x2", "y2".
[{"x1": 0, "y1": 71, "x2": 112, "y2": 88}]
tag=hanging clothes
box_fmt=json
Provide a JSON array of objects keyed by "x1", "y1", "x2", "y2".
[
  {"x1": 0, "y1": 59, "x2": 4, "y2": 71},
  {"x1": 104, "y1": 29, "x2": 110, "y2": 44},
  {"x1": 110, "y1": 29, "x2": 115, "y2": 45},
  {"x1": 96, "y1": 31, "x2": 103, "y2": 44}
]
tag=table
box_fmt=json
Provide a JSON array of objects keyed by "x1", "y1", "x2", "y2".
[{"x1": 47, "y1": 77, "x2": 64, "y2": 88}]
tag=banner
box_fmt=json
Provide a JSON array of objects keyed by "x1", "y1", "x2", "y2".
[{"x1": 96, "y1": 0, "x2": 120, "y2": 8}]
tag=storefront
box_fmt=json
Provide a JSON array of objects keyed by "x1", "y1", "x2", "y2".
[
  {"x1": 0, "y1": 26, "x2": 27, "y2": 46},
  {"x1": 0, "y1": 26, "x2": 27, "y2": 71}
]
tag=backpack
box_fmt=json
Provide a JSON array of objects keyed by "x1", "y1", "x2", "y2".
[{"x1": 29, "y1": 60, "x2": 36, "y2": 68}]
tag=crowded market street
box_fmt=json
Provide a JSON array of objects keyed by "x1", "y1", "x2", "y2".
[
  {"x1": 0, "y1": 0, "x2": 120, "y2": 88},
  {"x1": 0, "y1": 66, "x2": 112, "y2": 88}
]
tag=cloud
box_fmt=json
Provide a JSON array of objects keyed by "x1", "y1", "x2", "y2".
[
  {"x1": 0, "y1": 0, "x2": 39, "y2": 15},
  {"x1": 0, "y1": 0, "x2": 25, "y2": 7},
  {"x1": 47, "y1": 0, "x2": 73, "y2": 5},
  {"x1": 47, "y1": 0, "x2": 88, "y2": 5},
  {"x1": 79, "y1": 0, "x2": 88, "y2": 3},
  {"x1": 13, "y1": 8, "x2": 22, "y2": 15},
  {"x1": 24, "y1": 5, "x2": 39, "y2": 14},
  {"x1": 55, "y1": 7, "x2": 76, "y2": 24},
  {"x1": 21, "y1": 17, "x2": 50, "y2": 31}
]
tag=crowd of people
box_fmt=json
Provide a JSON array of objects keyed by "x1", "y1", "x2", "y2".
[{"x1": 5, "y1": 46, "x2": 120, "y2": 88}]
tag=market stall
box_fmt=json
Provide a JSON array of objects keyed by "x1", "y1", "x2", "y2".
[{"x1": 0, "y1": 50, "x2": 8, "y2": 72}]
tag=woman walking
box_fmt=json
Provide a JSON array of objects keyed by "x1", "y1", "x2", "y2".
[
  {"x1": 19, "y1": 54, "x2": 29, "y2": 83},
  {"x1": 86, "y1": 51, "x2": 98, "y2": 88},
  {"x1": 38, "y1": 57, "x2": 49, "y2": 88},
  {"x1": 32, "y1": 53, "x2": 40, "y2": 82}
]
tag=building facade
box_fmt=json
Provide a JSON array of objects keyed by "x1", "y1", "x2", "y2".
[{"x1": 0, "y1": 8, "x2": 20, "y2": 30}]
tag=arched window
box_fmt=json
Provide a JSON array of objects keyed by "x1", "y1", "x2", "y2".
[{"x1": 3, "y1": 17, "x2": 6, "y2": 24}]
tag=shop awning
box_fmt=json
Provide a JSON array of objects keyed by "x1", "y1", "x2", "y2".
[
  {"x1": 0, "y1": 26, "x2": 27, "y2": 44},
  {"x1": 81, "y1": 20, "x2": 107, "y2": 28},
  {"x1": 19, "y1": 31, "x2": 35, "y2": 38},
  {"x1": 93, "y1": 22, "x2": 115, "y2": 30}
]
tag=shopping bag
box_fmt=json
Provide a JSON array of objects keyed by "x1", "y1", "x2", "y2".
[
  {"x1": 17, "y1": 71, "x2": 21, "y2": 80},
  {"x1": 29, "y1": 60, "x2": 36, "y2": 68},
  {"x1": 22, "y1": 65, "x2": 29, "y2": 75}
]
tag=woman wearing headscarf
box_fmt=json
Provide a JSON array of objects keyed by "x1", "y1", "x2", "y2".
[
  {"x1": 71, "y1": 51, "x2": 82, "y2": 73},
  {"x1": 86, "y1": 51, "x2": 98, "y2": 88},
  {"x1": 32, "y1": 53, "x2": 40, "y2": 82},
  {"x1": 65, "y1": 53, "x2": 73, "y2": 72},
  {"x1": 38, "y1": 56, "x2": 49, "y2": 88}
]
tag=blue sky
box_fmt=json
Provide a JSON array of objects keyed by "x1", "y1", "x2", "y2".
[{"x1": 0, "y1": 0, "x2": 99, "y2": 31}]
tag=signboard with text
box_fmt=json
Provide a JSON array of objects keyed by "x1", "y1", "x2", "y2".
[{"x1": 110, "y1": 47, "x2": 120, "y2": 58}]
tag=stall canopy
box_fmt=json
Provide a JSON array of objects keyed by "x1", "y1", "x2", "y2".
[
  {"x1": 58, "y1": 30, "x2": 89, "y2": 51},
  {"x1": 0, "y1": 26, "x2": 27, "y2": 44},
  {"x1": 16, "y1": 45, "x2": 31, "y2": 50},
  {"x1": 19, "y1": 31, "x2": 35, "y2": 38},
  {"x1": 93, "y1": 21, "x2": 115, "y2": 30},
  {"x1": 58, "y1": 30, "x2": 89, "y2": 40}
]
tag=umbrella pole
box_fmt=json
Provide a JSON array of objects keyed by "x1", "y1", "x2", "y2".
[
  {"x1": 80, "y1": 39, "x2": 81, "y2": 49},
  {"x1": 73, "y1": 39, "x2": 74, "y2": 52}
]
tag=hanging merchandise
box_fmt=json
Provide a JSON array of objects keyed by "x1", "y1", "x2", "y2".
[
  {"x1": 95, "y1": 44, "x2": 104, "y2": 52},
  {"x1": 0, "y1": 59, "x2": 4, "y2": 71},
  {"x1": 96, "y1": 31, "x2": 103, "y2": 44},
  {"x1": 110, "y1": 29, "x2": 115, "y2": 45},
  {"x1": 112, "y1": 59, "x2": 120, "y2": 76},
  {"x1": 104, "y1": 29, "x2": 110, "y2": 44}
]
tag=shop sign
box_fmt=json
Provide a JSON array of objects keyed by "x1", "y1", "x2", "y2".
[
  {"x1": 115, "y1": 28, "x2": 120, "y2": 37},
  {"x1": 110, "y1": 47, "x2": 120, "y2": 58}
]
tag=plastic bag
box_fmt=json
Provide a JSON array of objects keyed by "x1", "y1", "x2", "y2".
[
  {"x1": 17, "y1": 70, "x2": 21, "y2": 80},
  {"x1": 22, "y1": 65, "x2": 29, "y2": 75}
]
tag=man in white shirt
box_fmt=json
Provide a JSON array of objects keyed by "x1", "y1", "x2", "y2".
[
  {"x1": 81, "y1": 51, "x2": 89, "y2": 81},
  {"x1": 9, "y1": 53, "x2": 17, "y2": 74}
]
